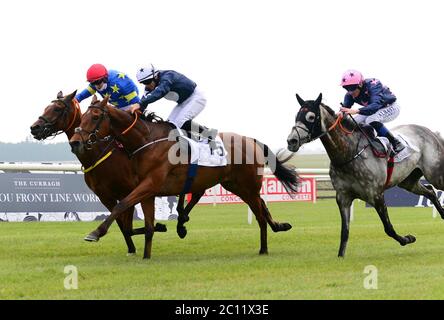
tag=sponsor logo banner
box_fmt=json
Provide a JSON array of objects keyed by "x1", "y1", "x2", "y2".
[{"x1": 188, "y1": 177, "x2": 316, "y2": 204}]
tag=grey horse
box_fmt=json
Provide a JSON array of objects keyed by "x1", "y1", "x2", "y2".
[{"x1": 287, "y1": 93, "x2": 444, "y2": 257}]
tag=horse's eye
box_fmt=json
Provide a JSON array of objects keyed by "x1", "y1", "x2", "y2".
[
  {"x1": 305, "y1": 112, "x2": 316, "y2": 123},
  {"x1": 92, "y1": 115, "x2": 99, "y2": 121},
  {"x1": 54, "y1": 107, "x2": 63, "y2": 113}
]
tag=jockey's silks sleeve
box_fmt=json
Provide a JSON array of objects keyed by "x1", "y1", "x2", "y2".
[
  {"x1": 75, "y1": 70, "x2": 140, "y2": 109},
  {"x1": 139, "y1": 70, "x2": 196, "y2": 111},
  {"x1": 357, "y1": 80, "x2": 385, "y2": 116},
  {"x1": 342, "y1": 94, "x2": 355, "y2": 108},
  {"x1": 342, "y1": 78, "x2": 397, "y2": 116}
]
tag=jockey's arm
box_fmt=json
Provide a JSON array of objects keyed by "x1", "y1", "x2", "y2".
[
  {"x1": 75, "y1": 85, "x2": 96, "y2": 103},
  {"x1": 127, "y1": 103, "x2": 141, "y2": 114},
  {"x1": 140, "y1": 76, "x2": 173, "y2": 110},
  {"x1": 358, "y1": 81, "x2": 384, "y2": 116}
]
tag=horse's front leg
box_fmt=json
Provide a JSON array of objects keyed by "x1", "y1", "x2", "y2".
[
  {"x1": 373, "y1": 194, "x2": 416, "y2": 246},
  {"x1": 336, "y1": 192, "x2": 354, "y2": 258},
  {"x1": 92, "y1": 195, "x2": 137, "y2": 255},
  {"x1": 85, "y1": 177, "x2": 163, "y2": 242},
  {"x1": 140, "y1": 197, "x2": 155, "y2": 259},
  {"x1": 176, "y1": 191, "x2": 205, "y2": 239}
]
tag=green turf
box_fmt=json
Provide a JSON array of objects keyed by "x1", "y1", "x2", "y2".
[
  {"x1": 0, "y1": 199, "x2": 443, "y2": 300},
  {"x1": 287, "y1": 153, "x2": 330, "y2": 169}
]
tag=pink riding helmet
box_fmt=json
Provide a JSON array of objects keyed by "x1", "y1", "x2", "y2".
[{"x1": 340, "y1": 70, "x2": 364, "y2": 86}]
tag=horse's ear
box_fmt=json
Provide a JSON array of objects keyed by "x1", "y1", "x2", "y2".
[
  {"x1": 98, "y1": 95, "x2": 110, "y2": 108},
  {"x1": 296, "y1": 94, "x2": 305, "y2": 107},
  {"x1": 91, "y1": 95, "x2": 98, "y2": 104},
  {"x1": 314, "y1": 93, "x2": 322, "y2": 106},
  {"x1": 57, "y1": 91, "x2": 63, "y2": 99},
  {"x1": 65, "y1": 90, "x2": 77, "y2": 102}
]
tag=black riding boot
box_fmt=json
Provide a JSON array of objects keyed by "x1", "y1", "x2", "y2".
[
  {"x1": 370, "y1": 121, "x2": 405, "y2": 154},
  {"x1": 181, "y1": 120, "x2": 218, "y2": 149},
  {"x1": 385, "y1": 131, "x2": 406, "y2": 154}
]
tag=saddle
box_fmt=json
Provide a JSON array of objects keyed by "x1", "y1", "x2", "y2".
[{"x1": 359, "y1": 124, "x2": 388, "y2": 158}]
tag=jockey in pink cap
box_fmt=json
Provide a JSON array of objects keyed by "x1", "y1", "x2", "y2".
[{"x1": 339, "y1": 69, "x2": 405, "y2": 154}]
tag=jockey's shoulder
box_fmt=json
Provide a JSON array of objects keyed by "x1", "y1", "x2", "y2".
[{"x1": 364, "y1": 78, "x2": 383, "y2": 87}]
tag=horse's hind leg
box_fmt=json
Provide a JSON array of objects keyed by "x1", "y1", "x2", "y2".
[
  {"x1": 259, "y1": 198, "x2": 292, "y2": 232},
  {"x1": 401, "y1": 169, "x2": 444, "y2": 219},
  {"x1": 373, "y1": 194, "x2": 416, "y2": 246},
  {"x1": 177, "y1": 192, "x2": 204, "y2": 239},
  {"x1": 246, "y1": 195, "x2": 269, "y2": 254},
  {"x1": 336, "y1": 192, "x2": 353, "y2": 258}
]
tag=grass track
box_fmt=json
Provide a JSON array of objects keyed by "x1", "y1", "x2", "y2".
[{"x1": 1, "y1": 199, "x2": 444, "y2": 299}]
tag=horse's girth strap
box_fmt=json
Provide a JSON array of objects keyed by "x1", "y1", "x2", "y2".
[
  {"x1": 180, "y1": 162, "x2": 199, "y2": 195},
  {"x1": 384, "y1": 156, "x2": 395, "y2": 188}
]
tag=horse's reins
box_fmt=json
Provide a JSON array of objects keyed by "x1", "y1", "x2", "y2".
[
  {"x1": 77, "y1": 105, "x2": 170, "y2": 161},
  {"x1": 38, "y1": 98, "x2": 80, "y2": 138}
]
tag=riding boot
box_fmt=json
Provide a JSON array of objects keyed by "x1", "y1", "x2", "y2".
[
  {"x1": 370, "y1": 121, "x2": 405, "y2": 154},
  {"x1": 181, "y1": 120, "x2": 218, "y2": 150},
  {"x1": 385, "y1": 131, "x2": 406, "y2": 154}
]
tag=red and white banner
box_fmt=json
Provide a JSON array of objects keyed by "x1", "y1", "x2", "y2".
[{"x1": 188, "y1": 176, "x2": 316, "y2": 204}]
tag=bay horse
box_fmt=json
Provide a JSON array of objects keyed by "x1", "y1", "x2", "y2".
[
  {"x1": 30, "y1": 91, "x2": 166, "y2": 256},
  {"x1": 287, "y1": 93, "x2": 444, "y2": 257},
  {"x1": 69, "y1": 96, "x2": 299, "y2": 259}
]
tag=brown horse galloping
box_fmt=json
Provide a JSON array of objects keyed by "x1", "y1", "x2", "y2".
[
  {"x1": 30, "y1": 91, "x2": 166, "y2": 256},
  {"x1": 70, "y1": 97, "x2": 299, "y2": 259}
]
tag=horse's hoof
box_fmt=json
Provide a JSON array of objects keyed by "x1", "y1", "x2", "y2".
[
  {"x1": 84, "y1": 233, "x2": 99, "y2": 242},
  {"x1": 177, "y1": 226, "x2": 187, "y2": 239},
  {"x1": 406, "y1": 234, "x2": 416, "y2": 244},
  {"x1": 400, "y1": 235, "x2": 416, "y2": 246},
  {"x1": 155, "y1": 223, "x2": 167, "y2": 232},
  {"x1": 127, "y1": 252, "x2": 136, "y2": 257},
  {"x1": 273, "y1": 222, "x2": 292, "y2": 232},
  {"x1": 259, "y1": 249, "x2": 268, "y2": 255},
  {"x1": 280, "y1": 222, "x2": 292, "y2": 232}
]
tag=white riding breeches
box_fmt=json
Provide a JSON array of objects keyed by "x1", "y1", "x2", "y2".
[
  {"x1": 167, "y1": 87, "x2": 207, "y2": 128},
  {"x1": 353, "y1": 102, "x2": 400, "y2": 125}
]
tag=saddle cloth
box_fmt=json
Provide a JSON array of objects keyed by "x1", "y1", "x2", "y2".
[
  {"x1": 375, "y1": 133, "x2": 419, "y2": 163},
  {"x1": 179, "y1": 135, "x2": 228, "y2": 167}
]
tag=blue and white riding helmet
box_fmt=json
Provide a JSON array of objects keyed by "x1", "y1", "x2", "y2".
[{"x1": 136, "y1": 64, "x2": 159, "y2": 83}]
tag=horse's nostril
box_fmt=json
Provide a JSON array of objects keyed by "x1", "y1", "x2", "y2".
[{"x1": 288, "y1": 138, "x2": 298, "y2": 146}]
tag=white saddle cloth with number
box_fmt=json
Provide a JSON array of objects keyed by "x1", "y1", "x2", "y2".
[
  {"x1": 376, "y1": 133, "x2": 419, "y2": 162},
  {"x1": 180, "y1": 135, "x2": 228, "y2": 167}
]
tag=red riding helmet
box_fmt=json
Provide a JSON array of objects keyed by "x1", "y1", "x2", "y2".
[{"x1": 86, "y1": 64, "x2": 108, "y2": 82}]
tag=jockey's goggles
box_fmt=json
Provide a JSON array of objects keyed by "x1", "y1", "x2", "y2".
[
  {"x1": 141, "y1": 78, "x2": 155, "y2": 85},
  {"x1": 343, "y1": 84, "x2": 359, "y2": 92},
  {"x1": 90, "y1": 78, "x2": 105, "y2": 86}
]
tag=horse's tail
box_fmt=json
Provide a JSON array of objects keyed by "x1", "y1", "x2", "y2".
[{"x1": 255, "y1": 140, "x2": 300, "y2": 195}]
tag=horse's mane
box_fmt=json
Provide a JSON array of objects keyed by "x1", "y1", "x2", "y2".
[
  {"x1": 320, "y1": 103, "x2": 355, "y2": 130},
  {"x1": 140, "y1": 112, "x2": 166, "y2": 123}
]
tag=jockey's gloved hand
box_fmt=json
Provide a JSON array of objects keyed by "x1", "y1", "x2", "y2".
[{"x1": 142, "y1": 108, "x2": 152, "y2": 117}]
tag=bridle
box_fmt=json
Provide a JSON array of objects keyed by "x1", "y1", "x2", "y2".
[
  {"x1": 293, "y1": 106, "x2": 355, "y2": 148},
  {"x1": 74, "y1": 105, "x2": 118, "y2": 150},
  {"x1": 293, "y1": 105, "x2": 372, "y2": 167},
  {"x1": 38, "y1": 99, "x2": 80, "y2": 138},
  {"x1": 75, "y1": 105, "x2": 169, "y2": 156}
]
